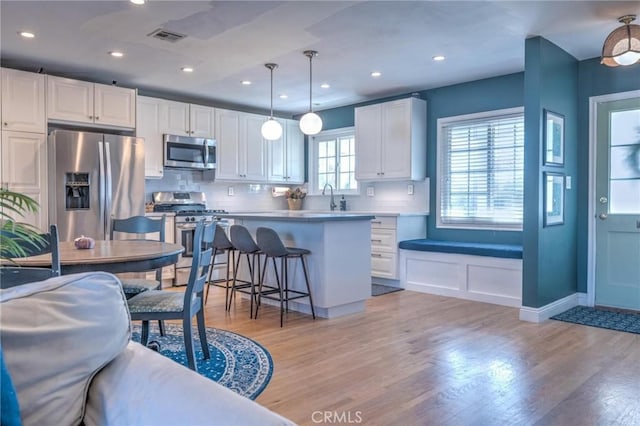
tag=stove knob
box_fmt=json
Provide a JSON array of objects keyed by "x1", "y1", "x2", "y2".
[{"x1": 191, "y1": 216, "x2": 196, "y2": 222}]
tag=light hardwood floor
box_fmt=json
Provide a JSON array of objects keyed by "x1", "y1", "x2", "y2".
[{"x1": 199, "y1": 286, "x2": 640, "y2": 426}]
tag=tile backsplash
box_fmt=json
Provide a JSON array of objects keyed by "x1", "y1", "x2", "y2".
[{"x1": 146, "y1": 170, "x2": 429, "y2": 213}]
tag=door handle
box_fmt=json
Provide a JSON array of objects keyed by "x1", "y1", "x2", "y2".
[{"x1": 598, "y1": 213, "x2": 608, "y2": 220}]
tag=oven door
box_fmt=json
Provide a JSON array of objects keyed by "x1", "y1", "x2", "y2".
[{"x1": 164, "y1": 134, "x2": 216, "y2": 170}]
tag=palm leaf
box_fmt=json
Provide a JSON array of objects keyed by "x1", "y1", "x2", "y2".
[{"x1": 0, "y1": 189, "x2": 45, "y2": 260}]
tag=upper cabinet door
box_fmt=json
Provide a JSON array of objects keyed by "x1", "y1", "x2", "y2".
[
  {"x1": 164, "y1": 100, "x2": 190, "y2": 136},
  {"x1": 285, "y1": 120, "x2": 305, "y2": 184},
  {"x1": 354, "y1": 103, "x2": 382, "y2": 180},
  {"x1": 94, "y1": 83, "x2": 136, "y2": 128},
  {"x1": 381, "y1": 99, "x2": 412, "y2": 179},
  {"x1": 136, "y1": 96, "x2": 164, "y2": 179},
  {"x1": 189, "y1": 104, "x2": 215, "y2": 138},
  {"x1": 267, "y1": 119, "x2": 286, "y2": 183},
  {"x1": 1, "y1": 68, "x2": 46, "y2": 133},
  {"x1": 214, "y1": 108, "x2": 241, "y2": 180},
  {"x1": 47, "y1": 75, "x2": 94, "y2": 124},
  {"x1": 242, "y1": 113, "x2": 267, "y2": 182}
]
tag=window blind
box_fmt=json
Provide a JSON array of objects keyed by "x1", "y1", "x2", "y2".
[{"x1": 440, "y1": 113, "x2": 524, "y2": 228}]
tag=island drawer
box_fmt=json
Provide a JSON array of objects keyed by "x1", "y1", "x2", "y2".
[{"x1": 371, "y1": 216, "x2": 396, "y2": 229}]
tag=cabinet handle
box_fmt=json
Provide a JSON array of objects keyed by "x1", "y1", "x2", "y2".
[
  {"x1": 371, "y1": 221, "x2": 382, "y2": 224},
  {"x1": 95, "y1": 116, "x2": 99, "y2": 120},
  {"x1": 3, "y1": 122, "x2": 7, "y2": 126},
  {"x1": 371, "y1": 239, "x2": 382, "y2": 243},
  {"x1": 372, "y1": 253, "x2": 383, "y2": 258},
  {"x1": 89, "y1": 115, "x2": 93, "y2": 119}
]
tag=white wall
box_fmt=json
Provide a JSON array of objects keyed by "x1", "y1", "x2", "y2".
[{"x1": 146, "y1": 171, "x2": 429, "y2": 213}]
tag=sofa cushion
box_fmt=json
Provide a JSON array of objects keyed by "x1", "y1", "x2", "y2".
[
  {"x1": 0, "y1": 272, "x2": 131, "y2": 426},
  {"x1": 84, "y1": 341, "x2": 296, "y2": 426}
]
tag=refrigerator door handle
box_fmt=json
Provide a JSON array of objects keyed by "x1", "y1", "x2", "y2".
[
  {"x1": 105, "y1": 141, "x2": 113, "y2": 237},
  {"x1": 98, "y1": 141, "x2": 107, "y2": 239}
]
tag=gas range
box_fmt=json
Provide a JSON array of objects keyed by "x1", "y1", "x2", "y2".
[{"x1": 152, "y1": 191, "x2": 228, "y2": 223}]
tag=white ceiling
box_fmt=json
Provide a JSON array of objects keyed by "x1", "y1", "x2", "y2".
[{"x1": 1, "y1": 1, "x2": 638, "y2": 116}]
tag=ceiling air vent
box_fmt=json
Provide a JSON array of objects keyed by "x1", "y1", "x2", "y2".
[{"x1": 147, "y1": 28, "x2": 187, "y2": 43}]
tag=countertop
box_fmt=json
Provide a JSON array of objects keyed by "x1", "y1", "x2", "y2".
[
  {"x1": 226, "y1": 210, "x2": 428, "y2": 218},
  {"x1": 218, "y1": 211, "x2": 376, "y2": 222}
]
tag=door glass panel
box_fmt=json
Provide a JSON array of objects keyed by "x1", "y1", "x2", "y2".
[
  {"x1": 610, "y1": 180, "x2": 640, "y2": 214},
  {"x1": 609, "y1": 108, "x2": 640, "y2": 214}
]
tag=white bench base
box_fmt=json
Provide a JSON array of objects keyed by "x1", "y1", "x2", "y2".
[{"x1": 399, "y1": 249, "x2": 522, "y2": 307}]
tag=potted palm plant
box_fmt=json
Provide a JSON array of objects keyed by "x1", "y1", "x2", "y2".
[{"x1": 0, "y1": 189, "x2": 45, "y2": 260}]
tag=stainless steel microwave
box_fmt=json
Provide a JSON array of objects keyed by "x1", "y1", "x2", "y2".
[{"x1": 163, "y1": 134, "x2": 216, "y2": 170}]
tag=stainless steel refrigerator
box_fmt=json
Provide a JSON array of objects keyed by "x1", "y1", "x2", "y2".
[{"x1": 48, "y1": 130, "x2": 145, "y2": 242}]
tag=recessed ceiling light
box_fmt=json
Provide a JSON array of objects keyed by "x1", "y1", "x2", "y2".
[
  {"x1": 19, "y1": 31, "x2": 35, "y2": 38},
  {"x1": 109, "y1": 51, "x2": 124, "y2": 58},
  {"x1": 371, "y1": 71, "x2": 382, "y2": 78},
  {"x1": 181, "y1": 67, "x2": 194, "y2": 73},
  {"x1": 320, "y1": 83, "x2": 330, "y2": 89},
  {"x1": 241, "y1": 80, "x2": 252, "y2": 85},
  {"x1": 279, "y1": 94, "x2": 288, "y2": 99},
  {"x1": 130, "y1": 0, "x2": 145, "y2": 4},
  {"x1": 432, "y1": 55, "x2": 446, "y2": 61}
]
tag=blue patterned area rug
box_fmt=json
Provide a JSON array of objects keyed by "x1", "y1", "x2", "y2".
[
  {"x1": 132, "y1": 323, "x2": 273, "y2": 400},
  {"x1": 551, "y1": 306, "x2": 640, "y2": 335}
]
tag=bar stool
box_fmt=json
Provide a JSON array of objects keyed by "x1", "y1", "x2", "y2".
[
  {"x1": 255, "y1": 227, "x2": 316, "y2": 327},
  {"x1": 204, "y1": 224, "x2": 236, "y2": 310},
  {"x1": 228, "y1": 225, "x2": 261, "y2": 317}
]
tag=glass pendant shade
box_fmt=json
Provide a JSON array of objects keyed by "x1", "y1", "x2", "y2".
[
  {"x1": 261, "y1": 63, "x2": 283, "y2": 141},
  {"x1": 299, "y1": 112, "x2": 323, "y2": 135},
  {"x1": 261, "y1": 118, "x2": 283, "y2": 140},
  {"x1": 601, "y1": 15, "x2": 640, "y2": 67},
  {"x1": 300, "y1": 50, "x2": 323, "y2": 135}
]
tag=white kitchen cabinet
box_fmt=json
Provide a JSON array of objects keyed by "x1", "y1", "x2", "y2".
[
  {"x1": 370, "y1": 214, "x2": 426, "y2": 281},
  {"x1": 355, "y1": 97, "x2": 426, "y2": 181},
  {"x1": 136, "y1": 96, "x2": 164, "y2": 178},
  {"x1": 215, "y1": 108, "x2": 266, "y2": 182},
  {"x1": 163, "y1": 100, "x2": 214, "y2": 138},
  {"x1": 0, "y1": 131, "x2": 48, "y2": 231},
  {"x1": 136, "y1": 97, "x2": 216, "y2": 178},
  {"x1": 1, "y1": 68, "x2": 46, "y2": 134},
  {"x1": 47, "y1": 75, "x2": 136, "y2": 128},
  {"x1": 267, "y1": 119, "x2": 304, "y2": 184}
]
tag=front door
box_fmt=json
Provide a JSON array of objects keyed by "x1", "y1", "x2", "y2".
[{"x1": 594, "y1": 96, "x2": 640, "y2": 310}]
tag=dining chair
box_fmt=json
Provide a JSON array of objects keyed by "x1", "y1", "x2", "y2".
[
  {"x1": 0, "y1": 224, "x2": 61, "y2": 289},
  {"x1": 127, "y1": 220, "x2": 213, "y2": 372},
  {"x1": 109, "y1": 215, "x2": 167, "y2": 297}
]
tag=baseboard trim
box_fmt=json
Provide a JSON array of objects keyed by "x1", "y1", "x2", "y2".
[{"x1": 519, "y1": 293, "x2": 580, "y2": 323}]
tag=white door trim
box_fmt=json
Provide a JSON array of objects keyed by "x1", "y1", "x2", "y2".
[{"x1": 587, "y1": 89, "x2": 640, "y2": 307}]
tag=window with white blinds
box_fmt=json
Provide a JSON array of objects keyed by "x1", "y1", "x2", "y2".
[{"x1": 437, "y1": 107, "x2": 524, "y2": 230}]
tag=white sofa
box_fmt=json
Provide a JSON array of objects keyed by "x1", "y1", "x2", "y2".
[{"x1": 0, "y1": 272, "x2": 295, "y2": 426}]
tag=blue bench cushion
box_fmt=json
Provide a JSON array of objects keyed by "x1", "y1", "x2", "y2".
[{"x1": 398, "y1": 239, "x2": 522, "y2": 259}]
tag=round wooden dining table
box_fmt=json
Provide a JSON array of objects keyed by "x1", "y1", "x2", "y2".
[{"x1": 12, "y1": 240, "x2": 184, "y2": 275}]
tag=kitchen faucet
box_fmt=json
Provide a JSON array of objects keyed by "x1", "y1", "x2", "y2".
[{"x1": 322, "y1": 183, "x2": 337, "y2": 211}]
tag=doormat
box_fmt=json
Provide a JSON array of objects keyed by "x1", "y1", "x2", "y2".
[
  {"x1": 372, "y1": 284, "x2": 404, "y2": 297},
  {"x1": 132, "y1": 323, "x2": 273, "y2": 400},
  {"x1": 551, "y1": 305, "x2": 640, "y2": 335}
]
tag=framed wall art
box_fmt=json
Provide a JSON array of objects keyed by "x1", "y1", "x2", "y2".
[
  {"x1": 543, "y1": 110, "x2": 564, "y2": 166},
  {"x1": 544, "y1": 172, "x2": 565, "y2": 227}
]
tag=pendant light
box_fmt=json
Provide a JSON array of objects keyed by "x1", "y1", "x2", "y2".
[
  {"x1": 299, "y1": 50, "x2": 323, "y2": 135},
  {"x1": 601, "y1": 15, "x2": 640, "y2": 67},
  {"x1": 261, "y1": 63, "x2": 283, "y2": 141}
]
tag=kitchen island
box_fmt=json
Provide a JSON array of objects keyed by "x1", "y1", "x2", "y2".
[{"x1": 220, "y1": 211, "x2": 375, "y2": 318}]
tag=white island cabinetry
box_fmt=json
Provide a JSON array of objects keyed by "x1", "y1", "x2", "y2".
[{"x1": 221, "y1": 212, "x2": 374, "y2": 318}]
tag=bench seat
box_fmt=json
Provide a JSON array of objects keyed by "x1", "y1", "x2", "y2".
[{"x1": 398, "y1": 239, "x2": 522, "y2": 259}]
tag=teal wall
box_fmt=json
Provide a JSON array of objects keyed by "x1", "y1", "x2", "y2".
[
  {"x1": 522, "y1": 37, "x2": 579, "y2": 308},
  {"x1": 317, "y1": 73, "x2": 525, "y2": 245},
  {"x1": 575, "y1": 58, "x2": 640, "y2": 292}
]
